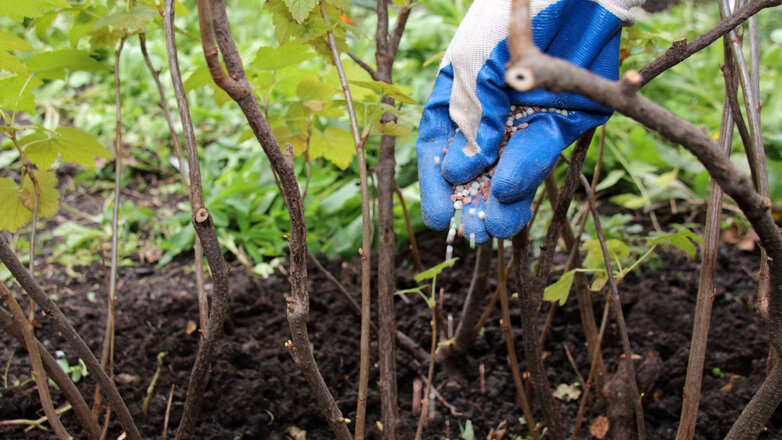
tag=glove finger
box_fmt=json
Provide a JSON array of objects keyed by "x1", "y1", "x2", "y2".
[
  {"x1": 441, "y1": 48, "x2": 510, "y2": 185},
  {"x1": 417, "y1": 66, "x2": 458, "y2": 230},
  {"x1": 458, "y1": 186, "x2": 491, "y2": 244},
  {"x1": 491, "y1": 110, "x2": 608, "y2": 204},
  {"x1": 484, "y1": 192, "x2": 534, "y2": 240}
]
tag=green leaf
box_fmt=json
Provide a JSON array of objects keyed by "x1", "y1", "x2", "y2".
[
  {"x1": 0, "y1": 178, "x2": 31, "y2": 232},
  {"x1": 33, "y1": 10, "x2": 60, "y2": 40},
  {"x1": 543, "y1": 270, "x2": 575, "y2": 306},
  {"x1": 610, "y1": 193, "x2": 645, "y2": 210},
  {"x1": 19, "y1": 170, "x2": 59, "y2": 218},
  {"x1": 582, "y1": 239, "x2": 630, "y2": 271},
  {"x1": 414, "y1": 258, "x2": 458, "y2": 282},
  {"x1": 646, "y1": 228, "x2": 703, "y2": 258},
  {"x1": 0, "y1": 32, "x2": 34, "y2": 51},
  {"x1": 20, "y1": 126, "x2": 110, "y2": 170},
  {"x1": 26, "y1": 49, "x2": 111, "y2": 79},
  {"x1": 0, "y1": 0, "x2": 69, "y2": 22},
  {"x1": 251, "y1": 41, "x2": 315, "y2": 71},
  {"x1": 378, "y1": 121, "x2": 411, "y2": 137},
  {"x1": 283, "y1": 0, "x2": 319, "y2": 23},
  {"x1": 654, "y1": 169, "x2": 678, "y2": 188},
  {"x1": 348, "y1": 79, "x2": 416, "y2": 104},
  {"x1": 0, "y1": 51, "x2": 27, "y2": 75},
  {"x1": 94, "y1": 5, "x2": 157, "y2": 32},
  {"x1": 0, "y1": 75, "x2": 42, "y2": 113},
  {"x1": 309, "y1": 126, "x2": 355, "y2": 170},
  {"x1": 296, "y1": 76, "x2": 337, "y2": 112},
  {"x1": 67, "y1": 10, "x2": 99, "y2": 47},
  {"x1": 594, "y1": 169, "x2": 625, "y2": 192}
]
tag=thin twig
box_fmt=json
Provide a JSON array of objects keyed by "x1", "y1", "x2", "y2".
[
  {"x1": 139, "y1": 31, "x2": 209, "y2": 334},
  {"x1": 395, "y1": 184, "x2": 424, "y2": 273},
  {"x1": 0, "y1": 283, "x2": 70, "y2": 439},
  {"x1": 347, "y1": 51, "x2": 378, "y2": 80},
  {"x1": 578, "y1": 171, "x2": 646, "y2": 440},
  {"x1": 419, "y1": 375, "x2": 463, "y2": 416},
  {"x1": 319, "y1": 3, "x2": 372, "y2": 438},
  {"x1": 675, "y1": 57, "x2": 734, "y2": 440},
  {"x1": 415, "y1": 288, "x2": 438, "y2": 440},
  {"x1": 0, "y1": 307, "x2": 100, "y2": 439},
  {"x1": 163, "y1": 385, "x2": 175, "y2": 440},
  {"x1": 563, "y1": 343, "x2": 587, "y2": 386},
  {"x1": 164, "y1": 2, "x2": 233, "y2": 438},
  {"x1": 497, "y1": 239, "x2": 540, "y2": 440},
  {"x1": 638, "y1": 0, "x2": 781, "y2": 85}
]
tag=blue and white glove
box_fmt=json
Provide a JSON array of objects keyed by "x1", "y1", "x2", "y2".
[{"x1": 417, "y1": 0, "x2": 643, "y2": 244}]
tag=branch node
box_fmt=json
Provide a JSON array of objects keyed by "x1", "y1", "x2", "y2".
[
  {"x1": 194, "y1": 207, "x2": 210, "y2": 223},
  {"x1": 505, "y1": 66, "x2": 535, "y2": 91},
  {"x1": 620, "y1": 70, "x2": 642, "y2": 94}
]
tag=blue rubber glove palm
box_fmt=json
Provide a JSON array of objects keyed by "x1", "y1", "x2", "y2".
[{"x1": 417, "y1": 0, "x2": 642, "y2": 243}]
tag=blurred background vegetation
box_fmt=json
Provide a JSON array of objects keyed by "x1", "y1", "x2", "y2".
[{"x1": 0, "y1": 0, "x2": 779, "y2": 278}]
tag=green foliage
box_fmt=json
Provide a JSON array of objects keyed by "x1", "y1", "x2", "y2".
[
  {"x1": 414, "y1": 258, "x2": 458, "y2": 282},
  {"x1": 647, "y1": 227, "x2": 704, "y2": 259}
]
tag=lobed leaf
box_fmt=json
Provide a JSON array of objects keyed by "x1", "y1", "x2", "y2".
[
  {"x1": 543, "y1": 269, "x2": 575, "y2": 305},
  {"x1": 20, "y1": 126, "x2": 110, "y2": 170},
  {"x1": 348, "y1": 79, "x2": 416, "y2": 104},
  {"x1": 309, "y1": 126, "x2": 354, "y2": 170},
  {"x1": 26, "y1": 49, "x2": 112, "y2": 79},
  {"x1": 283, "y1": 0, "x2": 319, "y2": 24},
  {"x1": 414, "y1": 258, "x2": 458, "y2": 282},
  {"x1": 646, "y1": 227, "x2": 704, "y2": 259},
  {"x1": 0, "y1": 178, "x2": 31, "y2": 232},
  {"x1": 19, "y1": 170, "x2": 60, "y2": 219},
  {"x1": 0, "y1": 31, "x2": 34, "y2": 51},
  {"x1": 0, "y1": 0, "x2": 69, "y2": 22}
]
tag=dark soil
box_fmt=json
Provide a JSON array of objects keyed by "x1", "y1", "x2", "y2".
[{"x1": 1, "y1": 200, "x2": 779, "y2": 439}]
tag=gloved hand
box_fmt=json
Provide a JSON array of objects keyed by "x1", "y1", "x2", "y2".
[{"x1": 417, "y1": 0, "x2": 643, "y2": 243}]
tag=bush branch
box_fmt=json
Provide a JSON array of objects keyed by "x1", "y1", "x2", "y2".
[
  {"x1": 190, "y1": 0, "x2": 351, "y2": 438},
  {"x1": 0, "y1": 237, "x2": 141, "y2": 439}
]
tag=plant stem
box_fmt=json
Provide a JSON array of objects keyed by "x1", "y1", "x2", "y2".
[
  {"x1": 0, "y1": 283, "x2": 71, "y2": 439},
  {"x1": 497, "y1": 239, "x2": 540, "y2": 440},
  {"x1": 163, "y1": 3, "x2": 232, "y2": 438},
  {"x1": 578, "y1": 171, "x2": 646, "y2": 440},
  {"x1": 139, "y1": 31, "x2": 209, "y2": 335},
  {"x1": 0, "y1": 307, "x2": 100, "y2": 439},
  {"x1": 191, "y1": 0, "x2": 349, "y2": 437},
  {"x1": 675, "y1": 61, "x2": 734, "y2": 440},
  {"x1": 395, "y1": 184, "x2": 424, "y2": 273},
  {"x1": 318, "y1": 4, "x2": 372, "y2": 438},
  {"x1": 0, "y1": 238, "x2": 141, "y2": 440},
  {"x1": 415, "y1": 283, "x2": 438, "y2": 440}
]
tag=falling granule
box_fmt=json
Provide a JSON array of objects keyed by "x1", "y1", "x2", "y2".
[
  {"x1": 446, "y1": 245, "x2": 453, "y2": 261},
  {"x1": 434, "y1": 156, "x2": 440, "y2": 165},
  {"x1": 469, "y1": 233, "x2": 476, "y2": 249},
  {"x1": 478, "y1": 211, "x2": 486, "y2": 219},
  {"x1": 446, "y1": 226, "x2": 456, "y2": 243}
]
